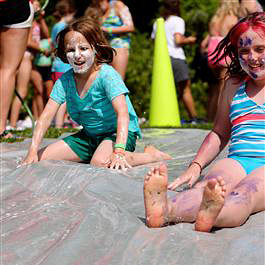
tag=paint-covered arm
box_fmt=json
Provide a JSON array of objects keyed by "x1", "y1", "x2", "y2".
[
  {"x1": 107, "y1": 94, "x2": 132, "y2": 170},
  {"x1": 21, "y1": 99, "x2": 60, "y2": 165},
  {"x1": 168, "y1": 79, "x2": 236, "y2": 190}
]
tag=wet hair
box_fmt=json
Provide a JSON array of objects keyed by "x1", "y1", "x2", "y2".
[
  {"x1": 211, "y1": 12, "x2": 265, "y2": 80},
  {"x1": 160, "y1": 0, "x2": 180, "y2": 19},
  {"x1": 56, "y1": 17, "x2": 115, "y2": 64}
]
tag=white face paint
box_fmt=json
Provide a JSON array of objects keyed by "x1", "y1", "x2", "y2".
[
  {"x1": 65, "y1": 31, "x2": 95, "y2": 74},
  {"x1": 238, "y1": 29, "x2": 265, "y2": 80}
]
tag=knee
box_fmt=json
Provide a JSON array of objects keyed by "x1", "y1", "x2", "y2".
[{"x1": 90, "y1": 157, "x2": 108, "y2": 168}]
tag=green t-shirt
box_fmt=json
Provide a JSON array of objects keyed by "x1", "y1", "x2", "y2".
[{"x1": 50, "y1": 64, "x2": 141, "y2": 138}]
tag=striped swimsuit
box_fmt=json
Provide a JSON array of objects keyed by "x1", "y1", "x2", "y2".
[{"x1": 228, "y1": 82, "x2": 265, "y2": 174}]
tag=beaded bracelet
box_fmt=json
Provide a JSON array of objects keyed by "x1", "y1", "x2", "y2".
[
  {"x1": 113, "y1": 149, "x2": 125, "y2": 160},
  {"x1": 189, "y1": 161, "x2": 203, "y2": 174},
  {"x1": 114, "y1": 143, "x2": 125, "y2": 150}
]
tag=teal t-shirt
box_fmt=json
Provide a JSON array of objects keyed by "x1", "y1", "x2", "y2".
[{"x1": 50, "y1": 64, "x2": 141, "y2": 138}]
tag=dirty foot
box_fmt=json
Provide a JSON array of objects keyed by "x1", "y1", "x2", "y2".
[
  {"x1": 144, "y1": 163, "x2": 169, "y2": 228},
  {"x1": 195, "y1": 177, "x2": 226, "y2": 232},
  {"x1": 144, "y1": 145, "x2": 172, "y2": 161}
]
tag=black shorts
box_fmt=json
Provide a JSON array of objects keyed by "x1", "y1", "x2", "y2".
[
  {"x1": 35, "y1": 66, "x2": 53, "y2": 82},
  {"x1": 170, "y1": 57, "x2": 189, "y2": 83},
  {"x1": 0, "y1": 0, "x2": 31, "y2": 26}
]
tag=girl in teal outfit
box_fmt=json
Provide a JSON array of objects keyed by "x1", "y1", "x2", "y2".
[
  {"x1": 91, "y1": 0, "x2": 135, "y2": 80},
  {"x1": 22, "y1": 18, "x2": 171, "y2": 170}
]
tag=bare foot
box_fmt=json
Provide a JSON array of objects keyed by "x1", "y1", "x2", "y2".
[
  {"x1": 144, "y1": 145, "x2": 172, "y2": 161},
  {"x1": 195, "y1": 177, "x2": 226, "y2": 232},
  {"x1": 144, "y1": 163, "x2": 169, "y2": 228}
]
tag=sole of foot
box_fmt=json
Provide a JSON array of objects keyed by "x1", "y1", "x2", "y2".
[
  {"x1": 195, "y1": 177, "x2": 226, "y2": 232},
  {"x1": 144, "y1": 163, "x2": 169, "y2": 228}
]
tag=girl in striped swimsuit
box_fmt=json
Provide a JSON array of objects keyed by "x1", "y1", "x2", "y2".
[{"x1": 143, "y1": 12, "x2": 265, "y2": 232}]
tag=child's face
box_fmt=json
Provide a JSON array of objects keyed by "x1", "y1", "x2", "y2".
[
  {"x1": 238, "y1": 28, "x2": 265, "y2": 80},
  {"x1": 64, "y1": 31, "x2": 95, "y2": 74}
]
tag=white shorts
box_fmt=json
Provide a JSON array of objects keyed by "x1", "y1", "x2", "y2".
[{"x1": 3, "y1": 2, "x2": 34, "y2": 29}]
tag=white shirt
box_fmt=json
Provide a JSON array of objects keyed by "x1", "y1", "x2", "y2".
[{"x1": 152, "y1": 15, "x2": 186, "y2": 60}]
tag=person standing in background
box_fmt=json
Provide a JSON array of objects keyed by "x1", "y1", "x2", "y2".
[
  {"x1": 51, "y1": 0, "x2": 75, "y2": 128},
  {"x1": 91, "y1": 0, "x2": 135, "y2": 80},
  {"x1": 9, "y1": 0, "x2": 50, "y2": 130},
  {"x1": 0, "y1": 0, "x2": 34, "y2": 138},
  {"x1": 152, "y1": 0, "x2": 199, "y2": 124},
  {"x1": 206, "y1": 0, "x2": 240, "y2": 121}
]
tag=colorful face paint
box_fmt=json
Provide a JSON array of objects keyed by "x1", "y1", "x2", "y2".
[
  {"x1": 238, "y1": 29, "x2": 265, "y2": 80},
  {"x1": 65, "y1": 31, "x2": 95, "y2": 74}
]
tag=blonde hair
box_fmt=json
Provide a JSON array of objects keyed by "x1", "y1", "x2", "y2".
[{"x1": 210, "y1": 0, "x2": 240, "y2": 28}]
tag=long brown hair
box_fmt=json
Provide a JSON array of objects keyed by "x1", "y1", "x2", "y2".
[{"x1": 56, "y1": 17, "x2": 115, "y2": 64}]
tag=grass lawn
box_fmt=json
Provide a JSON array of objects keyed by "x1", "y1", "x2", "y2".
[{"x1": 0, "y1": 123, "x2": 213, "y2": 143}]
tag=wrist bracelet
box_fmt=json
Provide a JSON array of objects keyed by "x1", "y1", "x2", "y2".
[
  {"x1": 107, "y1": 27, "x2": 112, "y2": 34},
  {"x1": 114, "y1": 143, "x2": 125, "y2": 150},
  {"x1": 189, "y1": 161, "x2": 203, "y2": 174},
  {"x1": 114, "y1": 149, "x2": 125, "y2": 155}
]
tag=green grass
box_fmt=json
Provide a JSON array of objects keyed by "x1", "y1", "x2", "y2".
[
  {"x1": 0, "y1": 124, "x2": 213, "y2": 143},
  {"x1": 0, "y1": 128, "x2": 79, "y2": 143}
]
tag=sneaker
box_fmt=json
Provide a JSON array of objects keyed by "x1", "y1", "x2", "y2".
[
  {"x1": 188, "y1": 118, "x2": 207, "y2": 125},
  {"x1": 18, "y1": 116, "x2": 34, "y2": 129}
]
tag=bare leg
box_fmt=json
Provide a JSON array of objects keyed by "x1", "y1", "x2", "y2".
[
  {"x1": 43, "y1": 80, "x2": 54, "y2": 104},
  {"x1": 143, "y1": 159, "x2": 247, "y2": 228},
  {"x1": 111, "y1": 48, "x2": 129, "y2": 80},
  {"x1": 0, "y1": 27, "x2": 29, "y2": 134},
  {"x1": 178, "y1": 80, "x2": 197, "y2": 119},
  {"x1": 90, "y1": 140, "x2": 172, "y2": 167},
  {"x1": 31, "y1": 69, "x2": 44, "y2": 119},
  {"x1": 213, "y1": 166, "x2": 265, "y2": 228},
  {"x1": 9, "y1": 53, "x2": 32, "y2": 128},
  {"x1": 38, "y1": 140, "x2": 81, "y2": 162}
]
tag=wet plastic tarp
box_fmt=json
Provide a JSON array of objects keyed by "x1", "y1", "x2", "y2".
[{"x1": 1, "y1": 129, "x2": 264, "y2": 265}]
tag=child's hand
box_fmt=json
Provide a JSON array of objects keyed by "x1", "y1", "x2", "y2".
[
  {"x1": 21, "y1": 150, "x2": 39, "y2": 166},
  {"x1": 168, "y1": 163, "x2": 201, "y2": 190},
  {"x1": 107, "y1": 151, "x2": 132, "y2": 171}
]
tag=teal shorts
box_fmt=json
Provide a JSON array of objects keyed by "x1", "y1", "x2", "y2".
[{"x1": 63, "y1": 130, "x2": 137, "y2": 162}]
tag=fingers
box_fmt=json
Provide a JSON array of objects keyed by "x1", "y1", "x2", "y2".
[
  {"x1": 168, "y1": 178, "x2": 186, "y2": 190},
  {"x1": 108, "y1": 159, "x2": 131, "y2": 171},
  {"x1": 168, "y1": 175, "x2": 191, "y2": 190}
]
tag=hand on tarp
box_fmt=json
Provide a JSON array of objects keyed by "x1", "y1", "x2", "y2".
[
  {"x1": 106, "y1": 152, "x2": 132, "y2": 171},
  {"x1": 168, "y1": 163, "x2": 201, "y2": 190},
  {"x1": 21, "y1": 150, "x2": 39, "y2": 166}
]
